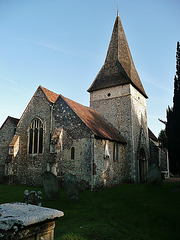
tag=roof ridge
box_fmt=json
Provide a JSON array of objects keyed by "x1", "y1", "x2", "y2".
[
  {"x1": 40, "y1": 85, "x2": 59, "y2": 103},
  {"x1": 0, "y1": 116, "x2": 19, "y2": 131},
  {"x1": 8, "y1": 116, "x2": 20, "y2": 126}
]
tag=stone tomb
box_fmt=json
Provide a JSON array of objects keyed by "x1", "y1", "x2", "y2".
[{"x1": 0, "y1": 202, "x2": 64, "y2": 239}]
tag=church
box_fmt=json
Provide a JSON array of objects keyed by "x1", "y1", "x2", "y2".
[{"x1": 0, "y1": 13, "x2": 167, "y2": 189}]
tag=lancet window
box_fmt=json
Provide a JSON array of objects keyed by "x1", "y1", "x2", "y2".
[
  {"x1": 71, "y1": 147, "x2": 75, "y2": 159},
  {"x1": 113, "y1": 143, "x2": 118, "y2": 162},
  {"x1": 28, "y1": 118, "x2": 43, "y2": 154}
]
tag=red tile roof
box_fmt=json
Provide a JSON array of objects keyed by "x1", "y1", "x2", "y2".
[
  {"x1": 61, "y1": 95, "x2": 126, "y2": 143},
  {"x1": 37, "y1": 86, "x2": 126, "y2": 143},
  {"x1": 40, "y1": 86, "x2": 59, "y2": 103}
]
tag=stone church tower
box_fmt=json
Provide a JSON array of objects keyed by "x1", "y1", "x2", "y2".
[{"x1": 88, "y1": 13, "x2": 149, "y2": 182}]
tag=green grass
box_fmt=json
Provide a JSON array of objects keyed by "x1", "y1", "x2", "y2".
[{"x1": 0, "y1": 183, "x2": 180, "y2": 240}]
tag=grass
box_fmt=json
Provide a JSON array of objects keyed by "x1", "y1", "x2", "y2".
[{"x1": 0, "y1": 183, "x2": 180, "y2": 240}]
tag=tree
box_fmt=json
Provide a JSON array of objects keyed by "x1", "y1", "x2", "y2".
[
  {"x1": 158, "y1": 129, "x2": 168, "y2": 149},
  {"x1": 166, "y1": 42, "x2": 180, "y2": 175}
]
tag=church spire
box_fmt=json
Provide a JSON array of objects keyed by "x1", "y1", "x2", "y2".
[
  {"x1": 88, "y1": 13, "x2": 148, "y2": 98},
  {"x1": 117, "y1": 2, "x2": 119, "y2": 17}
]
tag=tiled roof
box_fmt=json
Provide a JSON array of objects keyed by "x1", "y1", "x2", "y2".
[
  {"x1": 148, "y1": 128, "x2": 158, "y2": 141},
  {"x1": 0, "y1": 116, "x2": 19, "y2": 130},
  {"x1": 35, "y1": 86, "x2": 126, "y2": 143},
  {"x1": 61, "y1": 95, "x2": 126, "y2": 143},
  {"x1": 8, "y1": 116, "x2": 19, "y2": 126},
  {"x1": 40, "y1": 86, "x2": 59, "y2": 103},
  {"x1": 88, "y1": 15, "x2": 148, "y2": 99}
]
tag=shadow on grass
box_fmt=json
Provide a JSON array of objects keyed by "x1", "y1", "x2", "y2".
[{"x1": 0, "y1": 183, "x2": 180, "y2": 240}]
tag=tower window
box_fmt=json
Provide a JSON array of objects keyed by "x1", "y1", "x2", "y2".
[
  {"x1": 71, "y1": 147, "x2": 75, "y2": 159},
  {"x1": 28, "y1": 118, "x2": 43, "y2": 154},
  {"x1": 113, "y1": 143, "x2": 118, "y2": 162}
]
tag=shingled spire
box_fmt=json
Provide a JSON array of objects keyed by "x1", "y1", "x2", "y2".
[{"x1": 88, "y1": 14, "x2": 148, "y2": 98}]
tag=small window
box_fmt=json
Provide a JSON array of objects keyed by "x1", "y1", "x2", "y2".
[
  {"x1": 107, "y1": 93, "x2": 111, "y2": 97},
  {"x1": 71, "y1": 147, "x2": 75, "y2": 159},
  {"x1": 28, "y1": 118, "x2": 43, "y2": 154},
  {"x1": 113, "y1": 143, "x2": 118, "y2": 162}
]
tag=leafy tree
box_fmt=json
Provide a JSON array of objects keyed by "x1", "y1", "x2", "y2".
[
  {"x1": 158, "y1": 129, "x2": 168, "y2": 149},
  {"x1": 166, "y1": 42, "x2": 180, "y2": 175}
]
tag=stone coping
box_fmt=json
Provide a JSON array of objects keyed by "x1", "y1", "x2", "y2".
[{"x1": 0, "y1": 202, "x2": 64, "y2": 231}]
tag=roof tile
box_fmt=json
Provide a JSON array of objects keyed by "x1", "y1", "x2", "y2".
[
  {"x1": 61, "y1": 95, "x2": 126, "y2": 143},
  {"x1": 40, "y1": 86, "x2": 59, "y2": 103},
  {"x1": 88, "y1": 15, "x2": 148, "y2": 98}
]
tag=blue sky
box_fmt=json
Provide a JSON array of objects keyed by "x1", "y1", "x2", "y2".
[{"x1": 0, "y1": 0, "x2": 179, "y2": 137}]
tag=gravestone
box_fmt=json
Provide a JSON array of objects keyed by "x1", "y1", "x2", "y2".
[
  {"x1": 42, "y1": 172, "x2": 59, "y2": 200},
  {"x1": 147, "y1": 164, "x2": 162, "y2": 185},
  {"x1": 64, "y1": 173, "x2": 79, "y2": 200},
  {"x1": 24, "y1": 190, "x2": 42, "y2": 206}
]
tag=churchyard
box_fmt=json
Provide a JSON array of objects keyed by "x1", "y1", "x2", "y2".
[{"x1": 0, "y1": 182, "x2": 180, "y2": 240}]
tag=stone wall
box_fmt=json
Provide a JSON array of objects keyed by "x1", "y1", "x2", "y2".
[
  {"x1": 53, "y1": 96, "x2": 92, "y2": 188},
  {"x1": 90, "y1": 84, "x2": 132, "y2": 140},
  {"x1": 149, "y1": 139, "x2": 169, "y2": 177},
  {"x1": 93, "y1": 138, "x2": 128, "y2": 188},
  {"x1": 90, "y1": 83, "x2": 149, "y2": 182},
  {"x1": 130, "y1": 85, "x2": 149, "y2": 181},
  {"x1": 0, "y1": 119, "x2": 16, "y2": 181},
  {"x1": 12, "y1": 87, "x2": 52, "y2": 186},
  {"x1": 90, "y1": 84, "x2": 132, "y2": 176},
  {"x1": 159, "y1": 148, "x2": 168, "y2": 172},
  {"x1": 149, "y1": 139, "x2": 159, "y2": 166}
]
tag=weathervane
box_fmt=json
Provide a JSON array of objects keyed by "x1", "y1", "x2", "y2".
[{"x1": 117, "y1": 2, "x2": 119, "y2": 16}]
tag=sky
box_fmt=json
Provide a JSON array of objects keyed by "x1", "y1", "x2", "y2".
[{"x1": 0, "y1": 0, "x2": 179, "y2": 137}]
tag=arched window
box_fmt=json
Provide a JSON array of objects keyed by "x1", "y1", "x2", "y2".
[
  {"x1": 71, "y1": 147, "x2": 75, "y2": 159},
  {"x1": 28, "y1": 118, "x2": 43, "y2": 154}
]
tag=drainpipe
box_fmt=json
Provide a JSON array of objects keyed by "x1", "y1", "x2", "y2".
[{"x1": 90, "y1": 134, "x2": 94, "y2": 191}]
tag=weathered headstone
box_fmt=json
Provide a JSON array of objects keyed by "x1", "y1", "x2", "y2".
[
  {"x1": 42, "y1": 171, "x2": 59, "y2": 200},
  {"x1": 64, "y1": 173, "x2": 79, "y2": 200},
  {"x1": 24, "y1": 190, "x2": 42, "y2": 206},
  {"x1": 147, "y1": 164, "x2": 162, "y2": 185}
]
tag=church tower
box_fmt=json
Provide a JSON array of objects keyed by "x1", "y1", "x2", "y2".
[{"x1": 88, "y1": 13, "x2": 149, "y2": 182}]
